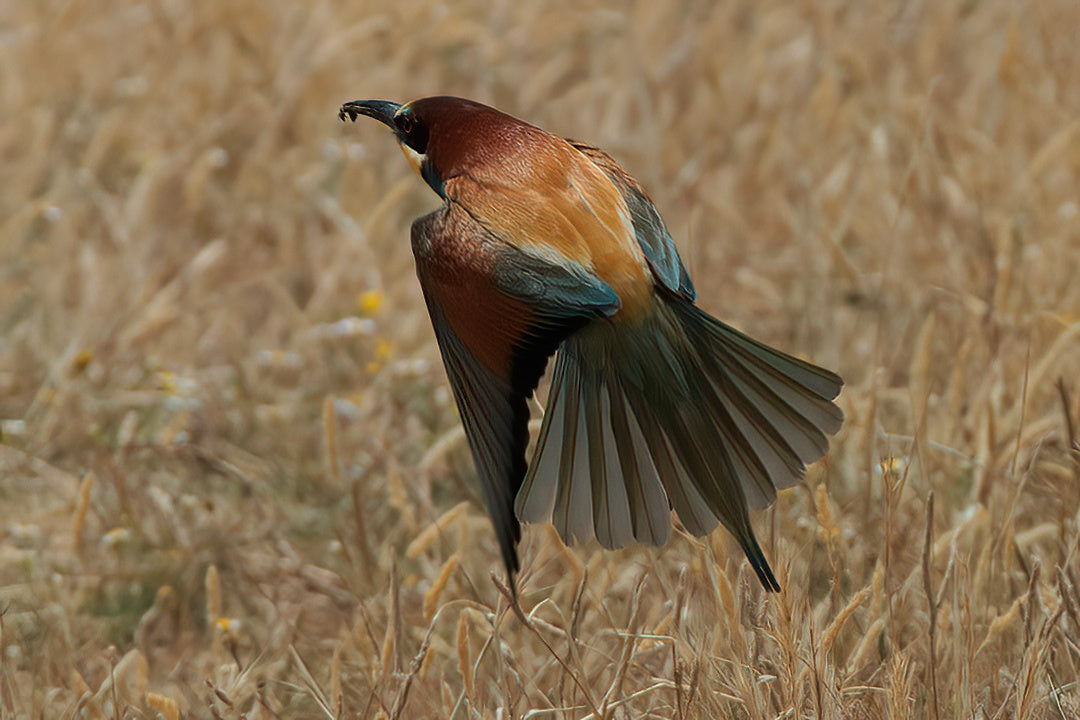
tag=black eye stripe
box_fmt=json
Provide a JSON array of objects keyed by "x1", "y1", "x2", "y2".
[{"x1": 395, "y1": 110, "x2": 429, "y2": 155}]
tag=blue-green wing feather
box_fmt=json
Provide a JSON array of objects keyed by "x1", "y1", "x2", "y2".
[{"x1": 569, "y1": 140, "x2": 696, "y2": 300}]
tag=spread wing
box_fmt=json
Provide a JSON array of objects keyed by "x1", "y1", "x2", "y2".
[
  {"x1": 411, "y1": 204, "x2": 619, "y2": 580},
  {"x1": 569, "y1": 141, "x2": 696, "y2": 301}
]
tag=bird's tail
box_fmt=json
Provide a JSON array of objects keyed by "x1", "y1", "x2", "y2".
[{"x1": 515, "y1": 295, "x2": 843, "y2": 590}]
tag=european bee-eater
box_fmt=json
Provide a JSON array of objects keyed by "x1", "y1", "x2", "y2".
[{"x1": 339, "y1": 96, "x2": 843, "y2": 592}]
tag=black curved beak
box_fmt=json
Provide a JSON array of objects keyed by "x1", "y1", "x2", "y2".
[{"x1": 338, "y1": 100, "x2": 401, "y2": 128}]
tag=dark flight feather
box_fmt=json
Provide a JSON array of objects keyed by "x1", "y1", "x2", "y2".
[{"x1": 411, "y1": 206, "x2": 618, "y2": 582}]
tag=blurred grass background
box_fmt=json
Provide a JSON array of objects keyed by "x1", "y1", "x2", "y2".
[{"x1": 1, "y1": 0, "x2": 1079, "y2": 717}]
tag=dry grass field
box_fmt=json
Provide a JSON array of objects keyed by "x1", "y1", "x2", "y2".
[{"x1": 2, "y1": 0, "x2": 1079, "y2": 717}]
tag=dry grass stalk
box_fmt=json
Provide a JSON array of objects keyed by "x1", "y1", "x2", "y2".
[
  {"x1": 146, "y1": 692, "x2": 181, "y2": 720},
  {"x1": 923, "y1": 491, "x2": 941, "y2": 720},
  {"x1": 351, "y1": 478, "x2": 377, "y2": 584},
  {"x1": 495, "y1": 575, "x2": 602, "y2": 719},
  {"x1": 600, "y1": 573, "x2": 646, "y2": 716},
  {"x1": 821, "y1": 585, "x2": 870, "y2": 660},
  {"x1": 405, "y1": 501, "x2": 469, "y2": 559},
  {"x1": 205, "y1": 564, "x2": 222, "y2": 626},
  {"x1": 72, "y1": 470, "x2": 93, "y2": 554},
  {"x1": 456, "y1": 610, "x2": 473, "y2": 697},
  {"x1": 288, "y1": 645, "x2": 334, "y2": 719},
  {"x1": 389, "y1": 626, "x2": 432, "y2": 720},
  {"x1": 910, "y1": 312, "x2": 937, "y2": 445},
  {"x1": 423, "y1": 553, "x2": 459, "y2": 620},
  {"x1": 330, "y1": 643, "x2": 343, "y2": 717},
  {"x1": 323, "y1": 394, "x2": 342, "y2": 489},
  {"x1": 886, "y1": 652, "x2": 915, "y2": 720},
  {"x1": 382, "y1": 559, "x2": 402, "y2": 677},
  {"x1": 705, "y1": 543, "x2": 743, "y2": 659}
]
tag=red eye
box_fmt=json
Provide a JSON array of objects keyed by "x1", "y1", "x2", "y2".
[{"x1": 395, "y1": 111, "x2": 429, "y2": 154}]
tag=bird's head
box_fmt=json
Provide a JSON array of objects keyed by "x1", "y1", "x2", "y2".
[{"x1": 340, "y1": 96, "x2": 538, "y2": 199}]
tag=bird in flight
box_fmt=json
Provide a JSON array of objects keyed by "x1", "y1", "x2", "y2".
[{"x1": 339, "y1": 96, "x2": 843, "y2": 594}]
